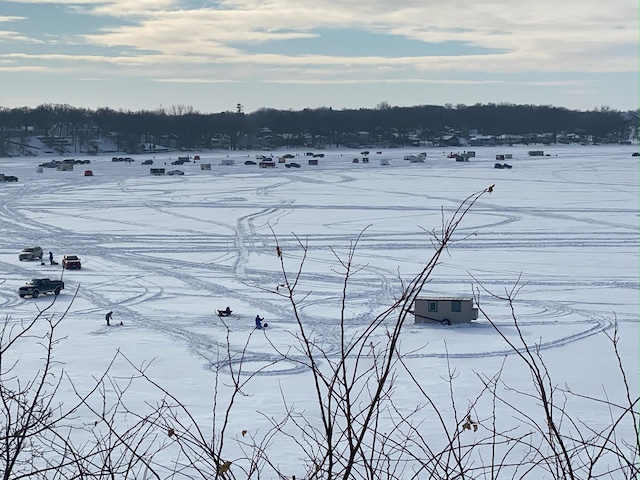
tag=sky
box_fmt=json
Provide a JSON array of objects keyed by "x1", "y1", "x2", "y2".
[
  {"x1": 0, "y1": 0, "x2": 638, "y2": 114},
  {"x1": 1, "y1": 143, "x2": 638, "y2": 477}
]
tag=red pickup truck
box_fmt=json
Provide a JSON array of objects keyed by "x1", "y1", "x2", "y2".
[{"x1": 62, "y1": 255, "x2": 82, "y2": 270}]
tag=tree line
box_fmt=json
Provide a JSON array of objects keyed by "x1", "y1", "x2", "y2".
[{"x1": 0, "y1": 102, "x2": 635, "y2": 150}]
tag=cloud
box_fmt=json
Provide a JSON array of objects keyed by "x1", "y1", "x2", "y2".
[
  {"x1": 151, "y1": 76, "x2": 587, "y2": 87},
  {"x1": 1, "y1": 0, "x2": 637, "y2": 111},
  {"x1": 0, "y1": 16, "x2": 26, "y2": 22},
  {"x1": 6, "y1": 0, "x2": 639, "y2": 69},
  {"x1": 0, "y1": 65, "x2": 47, "y2": 71},
  {"x1": 68, "y1": 0, "x2": 637, "y2": 74},
  {"x1": 0, "y1": 30, "x2": 45, "y2": 43}
]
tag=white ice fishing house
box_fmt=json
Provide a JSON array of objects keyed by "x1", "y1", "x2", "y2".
[{"x1": 414, "y1": 297, "x2": 478, "y2": 325}]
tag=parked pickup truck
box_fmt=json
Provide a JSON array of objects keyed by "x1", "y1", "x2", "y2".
[
  {"x1": 18, "y1": 278, "x2": 64, "y2": 298},
  {"x1": 62, "y1": 255, "x2": 81, "y2": 270}
]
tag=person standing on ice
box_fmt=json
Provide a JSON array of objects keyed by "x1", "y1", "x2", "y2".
[
  {"x1": 105, "y1": 311, "x2": 113, "y2": 326},
  {"x1": 49, "y1": 251, "x2": 54, "y2": 265},
  {"x1": 255, "y1": 315, "x2": 264, "y2": 329}
]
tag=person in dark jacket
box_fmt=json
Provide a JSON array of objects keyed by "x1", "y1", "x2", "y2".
[
  {"x1": 255, "y1": 315, "x2": 263, "y2": 329},
  {"x1": 106, "y1": 311, "x2": 113, "y2": 326},
  {"x1": 49, "y1": 251, "x2": 54, "y2": 265}
]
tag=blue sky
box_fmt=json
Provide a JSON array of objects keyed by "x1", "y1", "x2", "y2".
[{"x1": 0, "y1": 0, "x2": 637, "y2": 113}]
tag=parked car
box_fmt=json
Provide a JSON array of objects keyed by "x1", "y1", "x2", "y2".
[
  {"x1": 3, "y1": 175, "x2": 18, "y2": 182},
  {"x1": 62, "y1": 254, "x2": 81, "y2": 270},
  {"x1": 142, "y1": 159, "x2": 154, "y2": 165},
  {"x1": 494, "y1": 163, "x2": 513, "y2": 169},
  {"x1": 632, "y1": 152, "x2": 639, "y2": 157},
  {"x1": 285, "y1": 162, "x2": 301, "y2": 168},
  {"x1": 244, "y1": 160, "x2": 257, "y2": 165},
  {"x1": 19, "y1": 246, "x2": 43, "y2": 261},
  {"x1": 167, "y1": 170, "x2": 184, "y2": 176}
]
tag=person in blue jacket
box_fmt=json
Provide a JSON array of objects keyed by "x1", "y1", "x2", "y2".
[{"x1": 255, "y1": 315, "x2": 264, "y2": 329}]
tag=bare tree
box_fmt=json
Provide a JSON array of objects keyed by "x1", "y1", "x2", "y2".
[
  {"x1": 0, "y1": 293, "x2": 169, "y2": 479},
  {"x1": 469, "y1": 280, "x2": 640, "y2": 479},
  {"x1": 0, "y1": 295, "x2": 82, "y2": 479},
  {"x1": 254, "y1": 188, "x2": 494, "y2": 479},
  {"x1": 2, "y1": 186, "x2": 637, "y2": 479}
]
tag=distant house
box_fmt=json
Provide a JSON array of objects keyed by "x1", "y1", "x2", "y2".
[
  {"x1": 495, "y1": 134, "x2": 523, "y2": 145},
  {"x1": 440, "y1": 135, "x2": 460, "y2": 147},
  {"x1": 414, "y1": 297, "x2": 479, "y2": 325},
  {"x1": 469, "y1": 135, "x2": 495, "y2": 147},
  {"x1": 356, "y1": 131, "x2": 371, "y2": 144},
  {"x1": 528, "y1": 150, "x2": 544, "y2": 156},
  {"x1": 140, "y1": 143, "x2": 170, "y2": 153},
  {"x1": 257, "y1": 127, "x2": 274, "y2": 148},
  {"x1": 407, "y1": 134, "x2": 421, "y2": 147},
  {"x1": 236, "y1": 134, "x2": 261, "y2": 150}
]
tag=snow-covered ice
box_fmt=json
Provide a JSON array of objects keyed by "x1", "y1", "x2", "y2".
[{"x1": 0, "y1": 144, "x2": 637, "y2": 477}]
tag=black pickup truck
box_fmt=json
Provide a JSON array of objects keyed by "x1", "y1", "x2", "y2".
[{"x1": 18, "y1": 278, "x2": 64, "y2": 298}]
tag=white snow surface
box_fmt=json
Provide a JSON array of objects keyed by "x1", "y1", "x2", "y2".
[{"x1": 0, "y1": 145, "x2": 638, "y2": 477}]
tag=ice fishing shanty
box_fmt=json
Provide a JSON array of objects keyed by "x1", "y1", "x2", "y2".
[{"x1": 413, "y1": 296, "x2": 478, "y2": 325}]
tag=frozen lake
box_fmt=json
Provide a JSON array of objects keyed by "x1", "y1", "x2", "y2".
[{"x1": 0, "y1": 143, "x2": 638, "y2": 478}]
